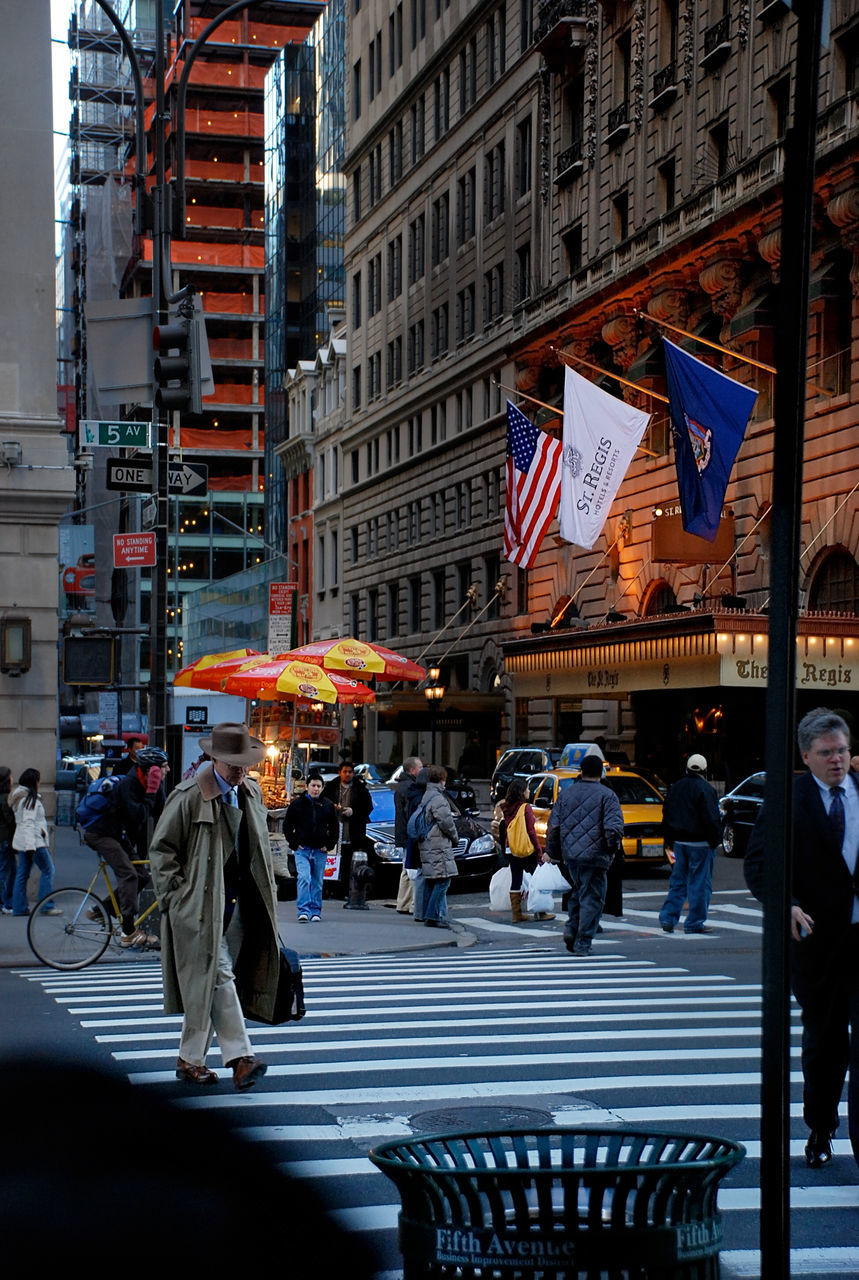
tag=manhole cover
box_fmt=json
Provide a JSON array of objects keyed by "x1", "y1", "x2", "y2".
[{"x1": 411, "y1": 1105, "x2": 552, "y2": 1133}]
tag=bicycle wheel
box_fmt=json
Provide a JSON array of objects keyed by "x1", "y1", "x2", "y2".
[{"x1": 27, "y1": 888, "x2": 113, "y2": 970}]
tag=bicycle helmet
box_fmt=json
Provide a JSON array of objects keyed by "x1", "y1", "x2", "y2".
[{"x1": 136, "y1": 746, "x2": 168, "y2": 768}]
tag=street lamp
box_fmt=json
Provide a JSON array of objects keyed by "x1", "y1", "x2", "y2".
[{"x1": 424, "y1": 666, "x2": 445, "y2": 763}]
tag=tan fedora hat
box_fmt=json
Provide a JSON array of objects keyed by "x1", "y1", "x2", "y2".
[{"x1": 198, "y1": 722, "x2": 266, "y2": 767}]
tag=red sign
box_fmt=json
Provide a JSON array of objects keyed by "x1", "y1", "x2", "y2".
[
  {"x1": 114, "y1": 532, "x2": 156, "y2": 567},
  {"x1": 268, "y1": 581, "x2": 298, "y2": 653}
]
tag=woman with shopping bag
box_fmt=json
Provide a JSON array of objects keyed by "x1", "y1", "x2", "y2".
[{"x1": 499, "y1": 779, "x2": 554, "y2": 923}]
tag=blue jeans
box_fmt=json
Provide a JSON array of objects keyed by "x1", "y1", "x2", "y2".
[
  {"x1": 412, "y1": 870, "x2": 426, "y2": 920},
  {"x1": 12, "y1": 846, "x2": 55, "y2": 915},
  {"x1": 659, "y1": 842, "x2": 715, "y2": 932},
  {"x1": 0, "y1": 841, "x2": 15, "y2": 909},
  {"x1": 563, "y1": 862, "x2": 607, "y2": 954},
  {"x1": 423, "y1": 877, "x2": 450, "y2": 923},
  {"x1": 295, "y1": 846, "x2": 326, "y2": 917}
]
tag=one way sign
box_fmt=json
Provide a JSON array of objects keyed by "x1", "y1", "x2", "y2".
[{"x1": 106, "y1": 458, "x2": 209, "y2": 497}]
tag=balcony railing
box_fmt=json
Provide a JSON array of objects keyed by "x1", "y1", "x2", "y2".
[
  {"x1": 533, "y1": 0, "x2": 588, "y2": 70},
  {"x1": 606, "y1": 101, "x2": 630, "y2": 147},
  {"x1": 701, "y1": 15, "x2": 731, "y2": 70},
  {"x1": 555, "y1": 137, "x2": 583, "y2": 182}
]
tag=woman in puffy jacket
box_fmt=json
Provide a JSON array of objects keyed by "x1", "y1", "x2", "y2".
[
  {"x1": 499, "y1": 778, "x2": 554, "y2": 924},
  {"x1": 416, "y1": 765, "x2": 459, "y2": 929},
  {"x1": 10, "y1": 769, "x2": 60, "y2": 917}
]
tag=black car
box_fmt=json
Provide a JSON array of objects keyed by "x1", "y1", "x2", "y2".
[
  {"x1": 490, "y1": 748, "x2": 564, "y2": 803},
  {"x1": 364, "y1": 801, "x2": 497, "y2": 896},
  {"x1": 719, "y1": 772, "x2": 766, "y2": 857}
]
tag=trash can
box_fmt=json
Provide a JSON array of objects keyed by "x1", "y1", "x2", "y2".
[{"x1": 369, "y1": 1127, "x2": 745, "y2": 1279}]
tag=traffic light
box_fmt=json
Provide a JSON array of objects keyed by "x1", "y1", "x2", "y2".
[{"x1": 152, "y1": 308, "x2": 202, "y2": 413}]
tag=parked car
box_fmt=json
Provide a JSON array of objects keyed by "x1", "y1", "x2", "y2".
[
  {"x1": 527, "y1": 766, "x2": 668, "y2": 868},
  {"x1": 364, "y1": 798, "x2": 497, "y2": 896},
  {"x1": 719, "y1": 772, "x2": 766, "y2": 858},
  {"x1": 354, "y1": 762, "x2": 397, "y2": 784},
  {"x1": 490, "y1": 748, "x2": 565, "y2": 803},
  {"x1": 61, "y1": 553, "x2": 95, "y2": 609}
]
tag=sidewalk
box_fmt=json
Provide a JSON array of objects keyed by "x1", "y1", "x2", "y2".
[{"x1": 0, "y1": 822, "x2": 474, "y2": 968}]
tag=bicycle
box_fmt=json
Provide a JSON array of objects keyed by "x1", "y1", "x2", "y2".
[{"x1": 27, "y1": 857, "x2": 161, "y2": 971}]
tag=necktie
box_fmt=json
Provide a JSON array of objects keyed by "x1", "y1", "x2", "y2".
[
  {"x1": 829, "y1": 786, "x2": 845, "y2": 846},
  {"x1": 224, "y1": 787, "x2": 238, "y2": 808}
]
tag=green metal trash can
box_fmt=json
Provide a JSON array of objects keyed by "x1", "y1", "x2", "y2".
[{"x1": 369, "y1": 1127, "x2": 745, "y2": 1279}]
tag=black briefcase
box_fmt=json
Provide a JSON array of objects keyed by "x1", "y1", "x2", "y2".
[{"x1": 269, "y1": 941, "x2": 306, "y2": 1024}]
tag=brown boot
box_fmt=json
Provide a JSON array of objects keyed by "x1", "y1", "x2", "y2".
[
  {"x1": 532, "y1": 910, "x2": 556, "y2": 921},
  {"x1": 510, "y1": 891, "x2": 531, "y2": 923}
]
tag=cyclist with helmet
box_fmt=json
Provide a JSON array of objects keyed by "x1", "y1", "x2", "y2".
[{"x1": 82, "y1": 745, "x2": 168, "y2": 948}]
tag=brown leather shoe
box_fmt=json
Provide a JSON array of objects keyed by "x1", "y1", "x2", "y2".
[
  {"x1": 176, "y1": 1057, "x2": 219, "y2": 1086},
  {"x1": 229, "y1": 1055, "x2": 268, "y2": 1091}
]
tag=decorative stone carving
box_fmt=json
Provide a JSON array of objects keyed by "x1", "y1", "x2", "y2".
[
  {"x1": 601, "y1": 314, "x2": 639, "y2": 369},
  {"x1": 632, "y1": 0, "x2": 645, "y2": 131},
  {"x1": 647, "y1": 286, "x2": 690, "y2": 327},
  {"x1": 757, "y1": 227, "x2": 781, "y2": 281},
  {"x1": 827, "y1": 189, "x2": 859, "y2": 287},
  {"x1": 585, "y1": 0, "x2": 599, "y2": 165},
  {"x1": 680, "y1": 1, "x2": 695, "y2": 91},
  {"x1": 698, "y1": 258, "x2": 744, "y2": 319}
]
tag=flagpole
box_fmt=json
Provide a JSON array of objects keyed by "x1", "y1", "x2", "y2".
[
  {"x1": 494, "y1": 380, "x2": 562, "y2": 420},
  {"x1": 569, "y1": 534, "x2": 625, "y2": 604},
  {"x1": 550, "y1": 345, "x2": 670, "y2": 404},
  {"x1": 640, "y1": 310, "x2": 832, "y2": 398},
  {"x1": 699, "y1": 505, "x2": 774, "y2": 598}
]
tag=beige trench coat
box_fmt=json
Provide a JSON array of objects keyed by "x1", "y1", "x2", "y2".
[{"x1": 148, "y1": 765, "x2": 280, "y2": 1026}]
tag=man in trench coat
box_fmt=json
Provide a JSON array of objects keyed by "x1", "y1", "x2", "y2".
[{"x1": 149, "y1": 723, "x2": 280, "y2": 1090}]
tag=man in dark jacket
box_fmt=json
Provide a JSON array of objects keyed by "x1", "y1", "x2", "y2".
[
  {"x1": 545, "y1": 755, "x2": 624, "y2": 956},
  {"x1": 745, "y1": 707, "x2": 859, "y2": 1171},
  {"x1": 283, "y1": 772, "x2": 338, "y2": 922},
  {"x1": 323, "y1": 763, "x2": 373, "y2": 898},
  {"x1": 658, "y1": 753, "x2": 722, "y2": 935},
  {"x1": 82, "y1": 746, "x2": 167, "y2": 947},
  {"x1": 394, "y1": 755, "x2": 423, "y2": 914}
]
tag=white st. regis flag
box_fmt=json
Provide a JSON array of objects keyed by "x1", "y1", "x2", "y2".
[{"x1": 559, "y1": 366, "x2": 651, "y2": 549}]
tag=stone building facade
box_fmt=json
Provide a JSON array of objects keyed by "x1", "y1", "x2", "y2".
[{"x1": 339, "y1": 0, "x2": 858, "y2": 780}]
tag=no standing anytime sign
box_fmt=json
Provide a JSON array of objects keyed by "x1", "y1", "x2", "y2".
[{"x1": 114, "y1": 532, "x2": 157, "y2": 567}]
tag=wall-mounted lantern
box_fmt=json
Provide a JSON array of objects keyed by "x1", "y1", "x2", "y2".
[{"x1": 0, "y1": 614, "x2": 32, "y2": 676}]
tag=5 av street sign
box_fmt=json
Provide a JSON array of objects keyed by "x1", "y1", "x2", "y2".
[
  {"x1": 80, "y1": 420, "x2": 151, "y2": 448},
  {"x1": 105, "y1": 457, "x2": 209, "y2": 497}
]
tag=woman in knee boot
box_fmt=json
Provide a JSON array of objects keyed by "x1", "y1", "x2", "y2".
[{"x1": 500, "y1": 779, "x2": 555, "y2": 922}]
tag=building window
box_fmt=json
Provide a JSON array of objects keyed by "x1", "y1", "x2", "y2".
[
  {"x1": 484, "y1": 554, "x2": 501, "y2": 618},
  {"x1": 409, "y1": 575, "x2": 422, "y2": 630},
  {"x1": 516, "y1": 243, "x2": 531, "y2": 302},
  {"x1": 456, "y1": 481, "x2": 471, "y2": 529},
  {"x1": 434, "y1": 68, "x2": 450, "y2": 140},
  {"x1": 431, "y1": 303, "x2": 449, "y2": 357},
  {"x1": 411, "y1": 95, "x2": 425, "y2": 161},
  {"x1": 516, "y1": 116, "x2": 532, "y2": 196},
  {"x1": 612, "y1": 190, "x2": 629, "y2": 243},
  {"x1": 408, "y1": 213, "x2": 425, "y2": 282},
  {"x1": 389, "y1": 121, "x2": 404, "y2": 184},
  {"x1": 487, "y1": 6, "x2": 506, "y2": 85},
  {"x1": 389, "y1": 5, "x2": 403, "y2": 73},
  {"x1": 408, "y1": 413, "x2": 423, "y2": 453},
  {"x1": 387, "y1": 336, "x2": 403, "y2": 388},
  {"x1": 485, "y1": 142, "x2": 505, "y2": 222},
  {"x1": 457, "y1": 560, "x2": 472, "y2": 606},
  {"x1": 388, "y1": 510, "x2": 399, "y2": 551},
  {"x1": 431, "y1": 193, "x2": 449, "y2": 265},
  {"x1": 330, "y1": 529, "x2": 339, "y2": 587},
  {"x1": 387, "y1": 582, "x2": 400, "y2": 635},
  {"x1": 367, "y1": 588, "x2": 378, "y2": 640},
  {"x1": 388, "y1": 235, "x2": 403, "y2": 299},
  {"x1": 767, "y1": 75, "x2": 790, "y2": 142},
  {"x1": 409, "y1": 500, "x2": 420, "y2": 542},
  {"x1": 457, "y1": 167, "x2": 476, "y2": 244},
  {"x1": 808, "y1": 550, "x2": 859, "y2": 613},
  {"x1": 818, "y1": 251, "x2": 852, "y2": 396},
  {"x1": 367, "y1": 142, "x2": 383, "y2": 206},
  {"x1": 352, "y1": 271, "x2": 362, "y2": 328},
  {"x1": 456, "y1": 283, "x2": 476, "y2": 343},
  {"x1": 642, "y1": 581, "x2": 677, "y2": 616},
  {"x1": 433, "y1": 568, "x2": 446, "y2": 627},
  {"x1": 407, "y1": 320, "x2": 425, "y2": 373},
  {"x1": 350, "y1": 592, "x2": 360, "y2": 636},
  {"x1": 563, "y1": 223, "x2": 582, "y2": 274},
  {"x1": 658, "y1": 157, "x2": 676, "y2": 213},
  {"x1": 410, "y1": 0, "x2": 426, "y2": 48},
  {"x1": 709, "y1": 120, "x2": 731, "y2": 179},
  {"x1": 368, "y1": 253, "x2": 382, "y2": 315},
  {"x1": 459, "y1": 38, "x2": 477, "y2": 116},
  {"x1": 352, "y1": 366, "x2": 362, "y2": 410},
  {"x1": 515, "y1": 564, "x2": 528, "y2": 614},
  {"x1": 353, "y1": 59, "x2": 362, "y2": 119},
  {"x1": 484, "y1": 263, "x2": 504, "y2": 322}
]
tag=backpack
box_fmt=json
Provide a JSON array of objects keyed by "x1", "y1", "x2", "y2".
[
  {"x1": 75, "y1": 775, "x2": 121, "y2": 830},
  {"x1": 506, "y1": 803, "x2": 534, "y2": 857},
  {"x1": 407, "y1": 799, "x2": 435, "y2": 842}
]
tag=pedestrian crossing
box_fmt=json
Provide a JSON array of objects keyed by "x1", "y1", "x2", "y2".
[{"x1": 15, "y1": 944, "x2": 859, "y2": 1278}]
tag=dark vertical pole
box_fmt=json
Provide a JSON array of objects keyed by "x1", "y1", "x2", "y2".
[
  {"x1": 151, "y1": 0, "x2": 169, "y2": 746},
  {"x1": 759, "y1": 3, "x2": 822, "y2": 1277}
]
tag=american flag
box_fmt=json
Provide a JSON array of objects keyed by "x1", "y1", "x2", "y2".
[{"x1": 503, "y1": 400, "x2": 562, "y2": 569}]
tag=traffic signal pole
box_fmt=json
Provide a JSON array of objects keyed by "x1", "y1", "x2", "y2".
[{"x1": 151, "y1": 0, "x2": 169, "y2": 745}]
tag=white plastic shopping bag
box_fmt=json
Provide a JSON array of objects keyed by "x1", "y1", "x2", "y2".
[{"x1": 488, "y1": 864, "x2": 512, "y2": 910}]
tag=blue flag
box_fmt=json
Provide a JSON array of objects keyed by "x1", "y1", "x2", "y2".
[{"x1": 663, "y1": 338, "x2": 758, "y2": 542}]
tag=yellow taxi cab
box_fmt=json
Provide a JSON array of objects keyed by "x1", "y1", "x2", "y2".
[{"x1": 526, "y1": 766, "x2": 667, "y2": 867}]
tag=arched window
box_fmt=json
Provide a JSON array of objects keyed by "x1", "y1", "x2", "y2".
[
  {"x1": 641, "y1": 581, "x2": 678, "y2": 617},
  {"x1": 808, "y1": 549, "x2": 859, "y2": 614}
]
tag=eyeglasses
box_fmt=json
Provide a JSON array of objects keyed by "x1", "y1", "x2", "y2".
[{"x1": 810, "y1": 746, "x2": 850, "y2": 759}]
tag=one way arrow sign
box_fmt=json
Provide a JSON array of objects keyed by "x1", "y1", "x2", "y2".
[{"x1": 105, "y1": 458, "x2": 209, "y2": 497}]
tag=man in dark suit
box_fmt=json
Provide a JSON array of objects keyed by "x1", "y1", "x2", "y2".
[
  {"x1": 322, "y1": 763, "x2": 373, "y2": 897},
  {"x1": 744, "y1": 707, "x2": 859, "y2": 1170}
]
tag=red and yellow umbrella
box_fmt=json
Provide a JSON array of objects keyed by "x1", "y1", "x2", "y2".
[
  {"x1": 281, "y1": 637, "x2": 425, "y2": 682},
  {"x1": 220, "y1": 656, "x2": 374, "y2": 705},
  {"x1": 173, "y1": 649, "x2": 263, "y2": 691}
]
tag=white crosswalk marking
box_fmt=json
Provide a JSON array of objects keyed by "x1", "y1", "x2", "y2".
[{"x1": 14, "y1": 926, "x2": 858, "y2": 1278}]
